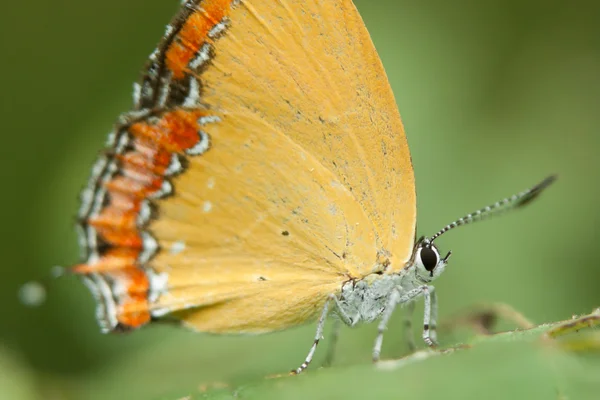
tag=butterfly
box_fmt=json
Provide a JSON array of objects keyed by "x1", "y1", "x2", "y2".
[{"x1": 67, "y1": 0, "x2": 555, "y2": 374}]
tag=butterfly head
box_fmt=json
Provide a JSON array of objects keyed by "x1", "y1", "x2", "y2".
[{"x1": 413, "y1": 237, "x2": 451, "y2": 282}]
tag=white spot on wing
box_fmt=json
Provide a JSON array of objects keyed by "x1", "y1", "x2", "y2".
[
  {"x1": 149, "y1": 180, "x2": 173, "y2": 199},
  {"x1": 189, "y1": 43, "x2": 212, "y2": 70},
  {"x1": 170, "y1": 240, "x2": 186, "y2": 255},
  {"x1": 151, "y1": 307, "x2": 171, "y2": 318},
  {"x1": 139, "y1": 231, "x2": 159, "y2": 264},
  {"x1": 110, "y1": 276, "x2": 127, "y2": 298},
  {"x1": 132, "y1": 82, "x2": 142, "y2": 106},
  {"x1": 137, "y1": 200, "x2": 152, "y2": 227},
  {"x1": 208, "y1": 19, "x2": 229, "y2": 38},
  {"x1": 165, "y1": 154, "x2": 184, "y2": 176},
  {"x1": 207, "y1": 177, "x2": 216, "y2": 189},
  {"x1": 203, "y1": 201, "x2": 212, "y2": 213},
  {"x1": 147, "y1": 269, "x2": 169, "y2": 303},
  {"x1": 182, "y1": 76, "x2": 200, "y2": 108},
  {"x1": 117, "y1": 109, "x2": 151, "y2": 125},
  {"x1": 152, "y1": 302, "x2": 198, "y2": 319},
  {"x1": 149, "y1": 48, "x2": 159, "y2": 62},
  {"x1": 198, "y1": 115, "x2": 221, "y2": 125},
  {"x1": 186, "y1": 131, "x2": 210, "y2": 155}
]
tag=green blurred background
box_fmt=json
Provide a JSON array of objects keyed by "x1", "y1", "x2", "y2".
[{"x1": 1, "y1": 0, "x2": 599, "y2": 399}]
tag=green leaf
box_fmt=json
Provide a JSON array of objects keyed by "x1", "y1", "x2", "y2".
[{"x1": 156, "y1": 310, "x2": 600, "y2": 400}]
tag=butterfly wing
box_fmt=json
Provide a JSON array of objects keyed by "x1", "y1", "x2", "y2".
[{"x1": 75, "y1": 0, "x2": 416, "y2": 333}]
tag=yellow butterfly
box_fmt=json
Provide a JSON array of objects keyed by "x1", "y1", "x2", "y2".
[{"x1": 64, "y1": 0, "x2": 555, "y2": 374}]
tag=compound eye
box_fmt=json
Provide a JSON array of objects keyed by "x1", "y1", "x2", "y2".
[{"x1": 420, "y1": 246, "x2": 439, "y2": 272}]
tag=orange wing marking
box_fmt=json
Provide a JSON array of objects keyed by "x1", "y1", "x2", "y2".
[{"x1": 74, "y1": 0, "x2": 237, "y2": 331}]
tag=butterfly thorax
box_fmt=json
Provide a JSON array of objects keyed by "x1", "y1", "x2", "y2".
[
  {"x1": 336, "y1": 238, "x2": 447, "y2": 326},
  {"x1": 336, "y1": 266, "x2": 421, "y2": 325}
]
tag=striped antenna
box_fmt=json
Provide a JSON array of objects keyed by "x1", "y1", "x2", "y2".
[{"x1": 430, "y1": 175, "x2": 557, "y2": 242}]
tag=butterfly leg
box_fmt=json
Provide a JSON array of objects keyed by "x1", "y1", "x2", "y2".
[
  {"x1": 322, "y1": 318, "x2": 341, "y2": 368},
  {"x1": 372, "y1": 289, "x2": 401, "y2": 362},
  {"x1": 403, "y1": 301, "x2": 416, "y2": 352},
  {"x1": 292, "y1": 294, "x2": 337, "y2": 375},
  {"x1": 422, "y1": 285, "x2": 438, "y2": 346}
]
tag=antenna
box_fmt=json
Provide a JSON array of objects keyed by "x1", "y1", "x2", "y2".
[{"x1": 430, "y1": 175, "x2": 557, "y2": 242}]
